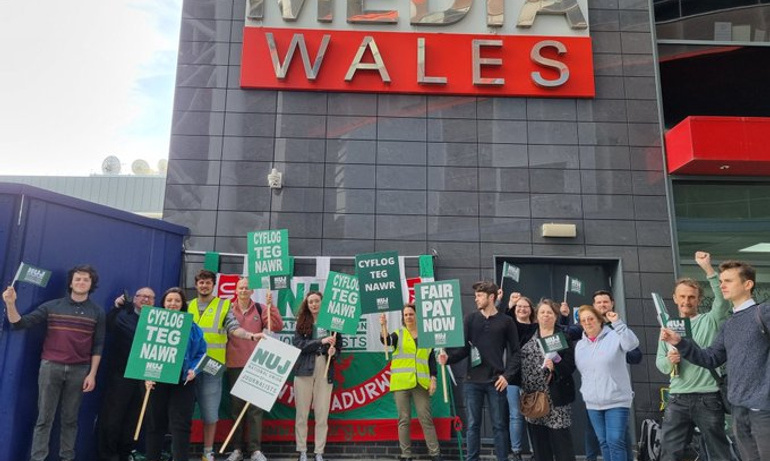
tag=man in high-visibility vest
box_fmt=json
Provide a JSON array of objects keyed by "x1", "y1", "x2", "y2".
[{"x1": 189, "y1": 269, "x2": 231, "y2": 461}]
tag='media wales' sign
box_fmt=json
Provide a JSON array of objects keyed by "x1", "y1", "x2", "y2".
[{"x1": 240, "y1": 0, "x2": 594, "y2": 97}]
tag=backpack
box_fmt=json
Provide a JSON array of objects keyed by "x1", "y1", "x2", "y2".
[{"x1": 637, "y1": 419, "x2": 662, "y2": 461}]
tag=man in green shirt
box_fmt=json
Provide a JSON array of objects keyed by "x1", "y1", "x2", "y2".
[{"x1": 656, "y1": 251, "x2": 731, "y2": 461}]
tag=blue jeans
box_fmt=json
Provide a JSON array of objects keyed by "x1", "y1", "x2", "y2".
[
  {"x1": 194, "y1": 370, "x2": 223, "y2": 424},
  {"x1": 587, "y1": 407, "x2": 630, "y2": 461},
  {"x1": 507, "y1": 385, "x2": 529, "y2": 453},
  {"x1": 660, "y1": 393, "x2": 729, "y2": 461},
  {"x1": 732, "y1": 405, "x2": 770, "y2": 461},
  {"x1": 465, "y1": 381, "x2": 508, "y2": 461},
  {"x1": 31, "y1": 360, "x2": 90, "y2": 461},
  {"x1": 585, "y1": 410, "x2": 634, "y2": 461}
]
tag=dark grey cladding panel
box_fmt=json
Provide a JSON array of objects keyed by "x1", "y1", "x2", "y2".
[
  {"x1": 427, "y1": 191, "x2": 479, "y2": 216},
  {"x1": 277, "y1": 92, "x2": 329, "y2": 115},
  {"x1": 270, "y1": 187, "x2": 324, "y2": 213},
  {"x1": 274, "y1": 138, "x2": 326, "y2": 163},
  {"x1": 580, "y1": 170, "x2": 633, "y2": 195},
  {"x1": 222, "y1": 137, "x2": 274, "y2": 161},
  {"x1": 529, "y1": 169, "x2": 581, "y2": 194},
  {"x1": 377, "y1": 141, "x2": 426, "y2": 166},
  {"x1": 427, "y1": 167, "x2": 478, "y2": 192},
  {"x1": 427, "y1": 216, "x2": 480, "y2": 241},
  {"x1": 170, "y1": 135, "x2": 223, "y2": 161},
  {"x1": 478, "y1": 193, "x2": 531, "y2": 218},
  {"x1": 427, "y1": 96, "x2": 477, "y2": 119},
  {"x1": 427, "y1": 118, "x2": 478, "y2": 143},
  {"x1": 217, "y1": 185, "x2": 271, "y2": 211},
  {"x1": 322, "y1": 213, "x2": 375, "y2": 239},
  {"x1": 376, "y1": 165, "x2": 427, "y2": 191},
  {"x1": 328, "y1": 93, "x2": 378, "y2": 116},
  {"x1": 526, "y1": 99, "x2": 577, "y2": 121},
  {"x1": 579, "y1": 146, "x2": 631, "y2": 170},
  {"x1": 577, "y1": 99, "x2": 628, "y2": 122},
  {"x1": 325, "y1": 189, "x2": 376, "y2": 214},
  {"x1": 324, "y1": 164, "x2": 376, "y2": 189},
  {"x1": 376, "y1": 190, "x2": 426, "y2": 215},
  {"x1": 375, "y1": 215, "x2": 427, "y2": 241},
  {"x1": 477, "y1": 120, "x2": 528, "y2": 144},
  {"x1": 377, "y1": 117, "x2": 427, "y2": 142},
  {"x1": 528, "y1": 145, "x2": 580, "y2": 169},
  {"x1": 428, "y1": 143, "x2": 477, "y2": 167},
  {"x1": 326, "y1": 140, "x2": 376, "y2": 165},
  {"x1": 479, "y1": 218, "x2": 532, "y2": 243},
  {"x1": 530, "y1": 194, "x2": 583, "y2": 219},
  {"x1": 424, "y1": 242, "x2": 481, "y2": 268},
  {"x1": 582, "y1": 195, "x2": 635, "y2": 220}
]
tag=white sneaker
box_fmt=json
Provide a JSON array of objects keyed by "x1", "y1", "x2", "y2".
[
  {"x1": 315, "y1": 454, "x2": 324, "y2": 461},
  {"x1": 251, "y1": 450, "x2": 268, "y2": 461},
  {"x1": 225, "y1": 449, "x2": 244, "y2": 461},
  {"x1": 203, "y1": 452, "x2": 217, "y2": 461},
  {"x1": 298, "y1": 451, "x2": 308, "y2": 461}
]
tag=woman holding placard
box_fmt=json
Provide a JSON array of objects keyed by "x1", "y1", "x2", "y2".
[
  {"x1": 379, "y1": 304, "x2": 444, "y2": 461},
  {"x1": 144, "y1": 287, "x2": 207, "y2": 461},
  {"x1": 574, "y1": 305, "x2": 639, "y2": 461},
  {"x1": 292, "y1": 291, "x2": 341, "y2": 461},
  {"x1": 519, "y1": 299, "x2": 577, "y2": 461}
]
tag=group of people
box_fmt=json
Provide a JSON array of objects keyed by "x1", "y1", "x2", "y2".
[
  {"x1": 433, "y1": 280, "x2": 640, "y2": 461},
  {"x1": 4, "y1": 253, "x2": 770, "y2": 461},
  {"x1": 2, "y1": 268, "x2": 339, "y2": 461}
]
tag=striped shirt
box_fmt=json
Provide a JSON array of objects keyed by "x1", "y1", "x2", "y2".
[{"x1": 13, "y1": 296, "x2": 106, "y2": 364}]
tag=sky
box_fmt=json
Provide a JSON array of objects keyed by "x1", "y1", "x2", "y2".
[{"x1": 0, "y1": 0, "x2": 183, "y2": 176}]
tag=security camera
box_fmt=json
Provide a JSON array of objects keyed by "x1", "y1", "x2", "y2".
[{"x1": 268, "y1": 168, "x2": 283, "y2": 189}]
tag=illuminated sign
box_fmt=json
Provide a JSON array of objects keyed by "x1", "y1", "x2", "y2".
[{"x1": 240, "y1": 0, "x2": 595, "y2": 97}]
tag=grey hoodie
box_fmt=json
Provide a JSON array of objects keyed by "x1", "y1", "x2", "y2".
[{"x1": 575, "y1": 320, "x2": 639, "y2": 410}]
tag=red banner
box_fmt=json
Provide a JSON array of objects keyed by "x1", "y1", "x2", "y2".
[{"x1": 241, "y1": 27, "x2": 595, "y2": 98}]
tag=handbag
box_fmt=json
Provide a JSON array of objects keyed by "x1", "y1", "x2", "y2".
[{"x1": 520, "y1": 390, "x2": 550, "y2": 418}]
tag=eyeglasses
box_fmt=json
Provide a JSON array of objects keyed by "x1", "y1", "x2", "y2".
[
  {"x1": 579, "y1": 317, "x2": 598, "y2": 324},
  {"x1": 135, "y1": 293, "x2": 155, "y2": 299}
]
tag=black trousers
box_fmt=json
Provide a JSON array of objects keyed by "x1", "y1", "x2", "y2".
[
  {"x1": 97, "y1": 375, "x2": 144, "y2": 461},
  {"x1": 145, "y1": 380, "x2": 196, "y2": 461},
  {"x1": 528, "y1": 423, "x2": 576, "y2": 461}
]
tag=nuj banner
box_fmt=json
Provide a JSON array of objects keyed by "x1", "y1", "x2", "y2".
[{"x1": 194, "y1": 269, "x2": 452, "y2": 443}]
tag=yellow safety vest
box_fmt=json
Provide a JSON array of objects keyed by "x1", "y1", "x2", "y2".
[
  {"x1": 389, "y1": 328, "x2": 431, "y2": 391},
  {"x1": 189, "y1": 297, "x2": 230, "y2": 363}
]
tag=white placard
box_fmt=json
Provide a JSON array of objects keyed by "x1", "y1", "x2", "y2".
[{"x1": 230, "y1": 335, "x2": 301, "y2": 412}]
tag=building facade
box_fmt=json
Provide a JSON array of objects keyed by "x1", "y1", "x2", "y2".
[{"x1": 164, "y1": 0, "x2": 749, "y2": 444}]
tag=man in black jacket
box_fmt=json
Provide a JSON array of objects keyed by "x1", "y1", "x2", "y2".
[
  {"x1": 97, "y1": 287, "x2": 154, "y2": 461},
  {"x1": 439, "y1": 281, "x2": 520, "y2": 461}
]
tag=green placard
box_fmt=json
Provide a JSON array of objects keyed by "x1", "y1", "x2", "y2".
[
  {"x1": 247, "y1": 229, "x2": 290, "y2": 289},
  {"x1": 666, "y1": 316, "x2": 692, "y2": 339},
  {"x1": 12, "y1": 262, "x2": 52, "y2": 288},
  {"x1": 355, "y1": 251, "x2": 403, "y2": 314},
  {"x1": 567, "y1": 276, "x2": 584, "y2": 295},
  {"x1": 317, "y1": 271, "x2": 361, "y2": 335},
  {"x1": 419, "y1": 254, "x2": 435, "y2": 280},
  {"x1": 199, "y1": 355, "x2": 226, "y2": 378},
  {"x1": 651, "y1": 292, "x2": 671, "y2": 327},
  {"x1": 502, "y1": 262, "x2": 520, "y2": 282},
  {"x1": 269, "y1": 274, "x2": 292, "y2": 290},
  {"x1": 539, "y1": 332, "x2": 569, "y2": 353},
  {"x1": 204, "y1": 252, "x2": 220, "y2": 272},
  {"x1": 124, "y1": 306, "x2": 193, "y2": 384},
  {"x1": 415, "y1": 279, "x2": 465, "y2": 348}
]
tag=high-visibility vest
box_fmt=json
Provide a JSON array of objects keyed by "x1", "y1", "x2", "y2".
[
  {"x1": 189, "y1": 297, "x2": 230, "y2": 363},
  {"x1": 389, "y1": 328, "x2": 431, "y2": 391}
]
